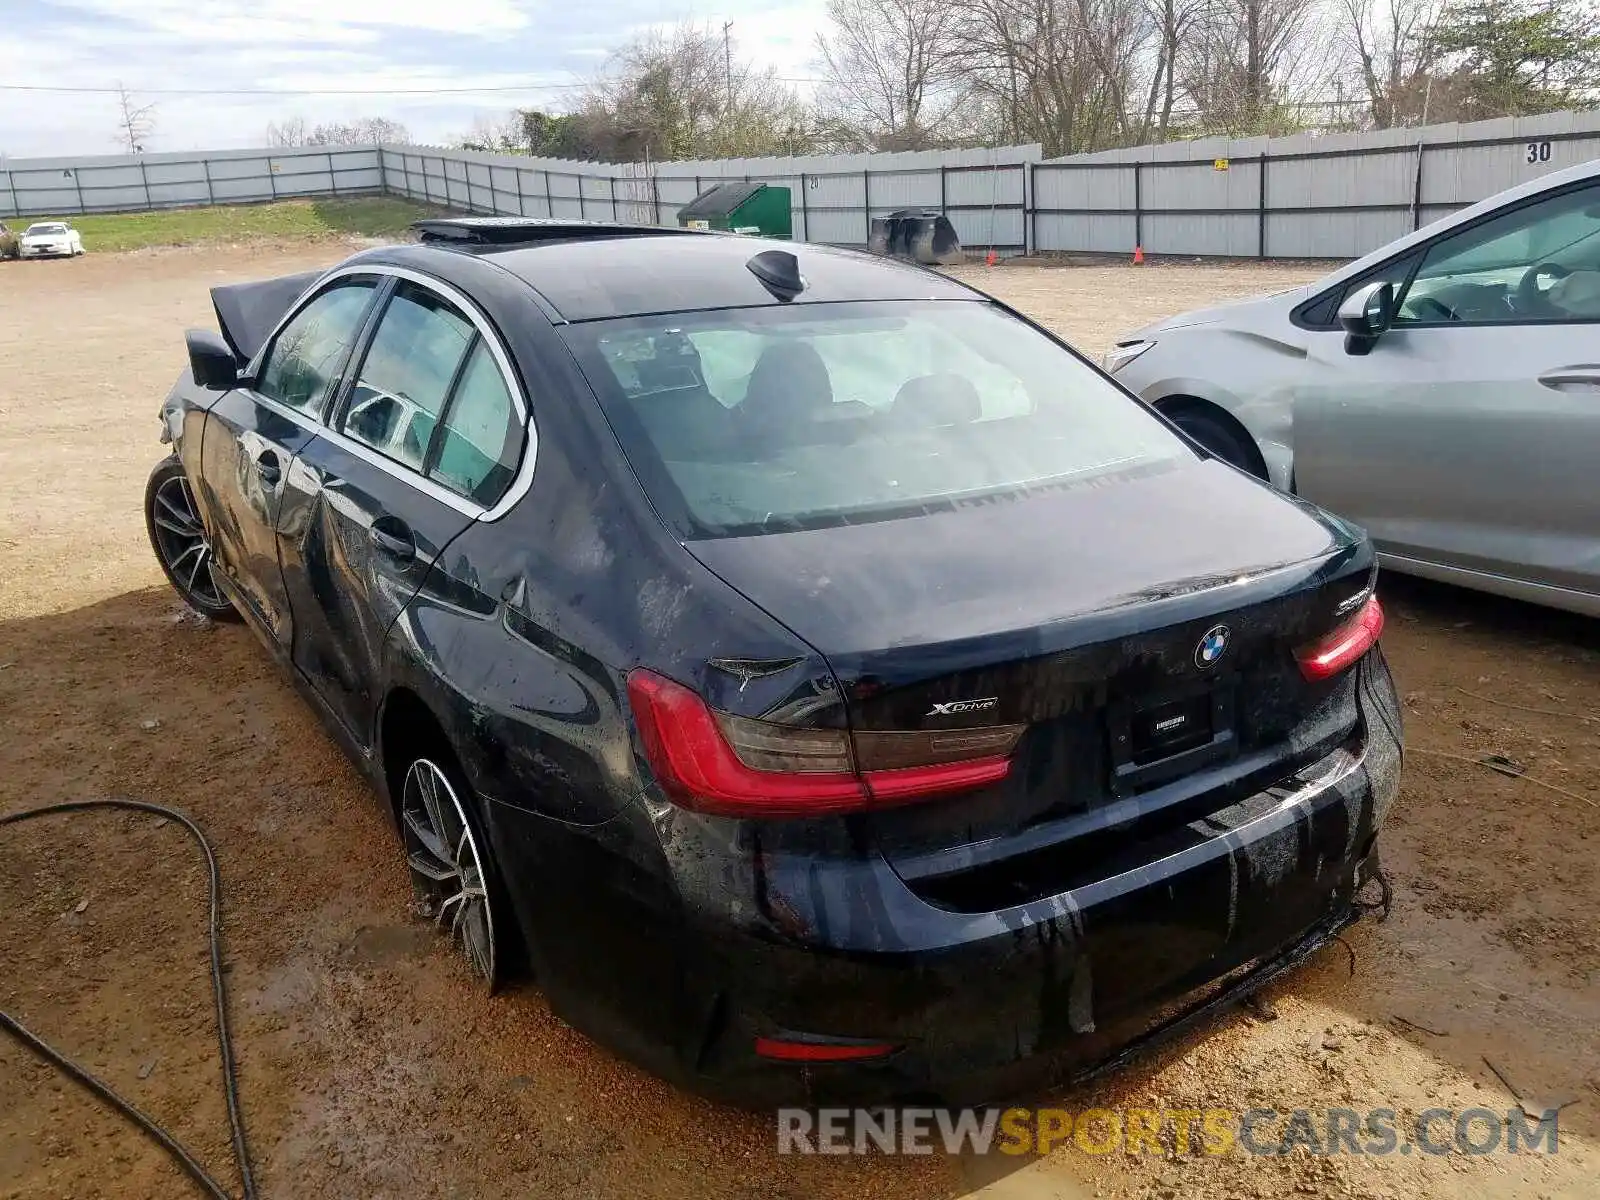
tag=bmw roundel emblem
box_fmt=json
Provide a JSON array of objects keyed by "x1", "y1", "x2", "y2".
[{"x1": 1195, "y1": 624, "x2": 1231, "y2": 669}]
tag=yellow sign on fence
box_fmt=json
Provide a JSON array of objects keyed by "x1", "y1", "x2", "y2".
[{"x1": 1213, "y1": 158, "x2": 1230, "y2": 171}]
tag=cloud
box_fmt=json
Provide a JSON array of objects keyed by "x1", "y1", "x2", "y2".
[
  {"x1": 0, "y1": 0, "x2": 827, "y2": 158},
  {"x1": 45, "y1": 0, "x2": 532, "y2": 41}
]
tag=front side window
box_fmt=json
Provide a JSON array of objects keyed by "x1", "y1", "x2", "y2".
[
  {"x1": 341, "y1": 282, "x2": 475, "y2": 470},
  {"x1": 1298, "y1": 250, "x2": 1421, "y2": 329},
  {"x1": 566, "y1": 300, "x2": 1190, "y2": 537},
  {"x1": 257, "y1": 280, "x2": 376, "y2": 414},
  {"x1": 1397, "y1": 183, "x2": 1600, "y2": 324}
]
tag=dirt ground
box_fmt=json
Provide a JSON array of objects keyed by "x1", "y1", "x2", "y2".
[{"x1": 1, "y1": 245, "x2": 1597, "y2": 1200}]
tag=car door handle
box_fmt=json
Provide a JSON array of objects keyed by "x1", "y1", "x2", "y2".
[
  {"x1": 370, "y1": 519, "x2": 415, "y2": 561},
  {"x1": 255, "y1": 450, "x2": 282, "y2": 486},
  {"x1": 1537, "y1": 365, "x2": 1600, "y2": 393}
]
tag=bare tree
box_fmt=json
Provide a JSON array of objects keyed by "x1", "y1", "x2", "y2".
[
  {"x1": 948, "y1": 0, "x2": 1071, "y2": 154},
  {"x1": 949, "y1": 0, "x2": 1134, "y2": 155},
  {"x1": 1071, "y1": 0, "x2": 1163, "y2": 145},
  {"x1": 1179, "y1": 0, "x2": 1331, "y2": 133},
  {"x1": 452, "y1": 0, "x2": 1590, "y2": 163},
  {"x1": 454, "y1": 113, "x2": 522, "y2": 152},
  {"x1": 266, "y1": 116, "x2": 412, "y2": 146},
  {"x1": 814, "y1": 0, "x2": 971, "y2": 150},
  {"x1": 1340, "y1": 0, "x2": 1445, "y2": 126},
  {"x1": 308, "y1": 117, "x2": 412, "y2": 146},
  {"x1": 265, "y1": 116, "x2": 310, "y2": 147},
  {"x1": 114, "y1": 83, "x2": 156, "y2": 153},
  {"x1": 1142, "y1": 0, "x2": 1210, "y2": 136},
  {"x1": 940, "y1": 0, "x2": 1342, "y2": 155}
]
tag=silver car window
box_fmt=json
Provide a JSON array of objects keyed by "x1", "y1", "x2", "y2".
[{"x1": 1398, "y1": 183, "x2": 1600, "y2": 323}]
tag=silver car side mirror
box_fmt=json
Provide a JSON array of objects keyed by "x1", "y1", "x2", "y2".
[{"x1": 1339, "y1": 281, "x2": 1395, "y2": 356}]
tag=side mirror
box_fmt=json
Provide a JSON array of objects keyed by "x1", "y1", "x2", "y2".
[
  {"x1": 1338, "y1": 281, "x2": 1395, "y2": 356},
  {"x1": 186, "y1": 329, "x2": 242, "y2": 390}
]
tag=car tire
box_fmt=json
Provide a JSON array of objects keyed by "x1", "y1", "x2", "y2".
[
  {"x1": 1165, "y1": 408, "x2": 1262, "y2": 477},
  {"x1": 145, "y1": 456, "x2": 239, "y2": 621},
  {"x1": 396, "y1": 743, "x2": 518, "y2": 990}
]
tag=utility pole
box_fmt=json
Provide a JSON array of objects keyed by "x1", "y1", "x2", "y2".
[{"x1": 722, "y1": 21, "x2": 734, "y2": 114}]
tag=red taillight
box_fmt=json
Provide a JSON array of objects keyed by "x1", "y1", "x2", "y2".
[
  {"x1": 1295, "y1": 596, "x2": 1385, "y2": 681},
  {"x1": 626, "y1": 669, "x2": 1017, "y2": 818},
  {"x1": 863, "y1": 756, "x2": 1012, "y2": 802},
  {"x1": 627, "y1": 670, "x2": 863, "y2": 815},
  {"x1": 753, "y1": 1035, "x2": 899, "y2": 1062}
]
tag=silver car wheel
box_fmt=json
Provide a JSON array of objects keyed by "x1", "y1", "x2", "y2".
[
  {"x1": 150, "y1": 474, "x2": 228, "y2": 610},
  {"x1": 400, "y1": 758, "x2": 497, "y2": 984}
]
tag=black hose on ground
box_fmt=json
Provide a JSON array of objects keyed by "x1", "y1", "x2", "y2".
[{"x1": 0, "y1": 799, "x2": 256, "y2": 1200}]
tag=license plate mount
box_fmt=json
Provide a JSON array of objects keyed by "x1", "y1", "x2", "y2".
[{"x1": 1107, "y1": 678, "x2": 1237, "y2": 795}]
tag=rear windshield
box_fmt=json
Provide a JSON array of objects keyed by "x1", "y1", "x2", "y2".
[{"x1": 564, "y1": 300, "x2": 1190, "y2": 538}]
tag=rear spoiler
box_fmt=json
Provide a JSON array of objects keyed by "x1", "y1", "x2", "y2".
[{"x1": 209, "y1": 269, "x2": 323, "y2": 362}]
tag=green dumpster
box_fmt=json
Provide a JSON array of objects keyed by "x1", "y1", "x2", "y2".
[{"x1": 677, "y1": 182, "x2": 793, "y2": 239}]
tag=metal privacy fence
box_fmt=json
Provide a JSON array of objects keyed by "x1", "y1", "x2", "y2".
[
  {"x1": 1031, "y1": 108, "x2": 1600, "y2": 259},
  {"x1": 377, "y1": 144, "x2": 1036, "y2": 254},
  {"x1": 6, "y1": 108, "x2": 1600, "y2": 261},
  {"x1": 380, "y1": 109, "x2": 1600, "y2": 259},
  {"x1": 0, "y1": 146, "x2": 382, "y2": 217}
]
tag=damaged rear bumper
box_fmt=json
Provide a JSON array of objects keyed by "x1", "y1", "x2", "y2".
[{"x1": 679, "y1": 655, "x2": 1402, "y2": 1108}]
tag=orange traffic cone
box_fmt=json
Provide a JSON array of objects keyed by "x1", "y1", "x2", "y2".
[
  {"x1": 1132, "y1": 245, "x2": 1145, "y2": 265},
  {"x1": 985, "y1": 248, "x2": 998, "y2": 267}
]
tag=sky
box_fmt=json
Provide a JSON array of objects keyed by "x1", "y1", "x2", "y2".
[{"x1": 0, "y1": 0, "x2": 828, "y2": 160}]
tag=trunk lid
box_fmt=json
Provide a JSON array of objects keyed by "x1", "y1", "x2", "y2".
[{"x1": 684, "y1": 457, "x2": 1375, "y2": 901}]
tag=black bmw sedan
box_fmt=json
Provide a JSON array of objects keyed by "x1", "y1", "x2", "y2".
[{"x1": 145, "y1": 218, "x2": 1401, "y2": 1106}]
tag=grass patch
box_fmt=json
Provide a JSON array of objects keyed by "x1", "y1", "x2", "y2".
[{"x1": 8, "y1": 197, "x2": 448, "y2": 253}]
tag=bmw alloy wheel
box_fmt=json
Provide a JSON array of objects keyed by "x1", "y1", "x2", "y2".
[
  {"x1": 147, "y1": 463, "x2": 233, "y2": 616},
  {"x1": 400, "y1": 758, "x2": 497, "y2": 984}
]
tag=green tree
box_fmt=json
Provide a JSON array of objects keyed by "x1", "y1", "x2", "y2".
[
  {"x1": 513, "y1": 111, "x2": 591, "y2": 158},
  {"x1": 1430, "y1": 0, "x2": 1600, "y2": 119},
  {"x1": 590, "y1": 22, "x2": 815, "y2": 160},
  {"x1": 460, "y1": 25, "x2": 814, "y2": 162}
]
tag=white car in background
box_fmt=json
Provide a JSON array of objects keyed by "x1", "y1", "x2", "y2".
[
  {"x1": 19, "y1": 222, "x2": 85, "y2": 259},
  {"x1": 1108, "y1": 158, "x2": 1600, "y2": 617}
]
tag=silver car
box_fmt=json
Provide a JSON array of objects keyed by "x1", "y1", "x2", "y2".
[{"x1": 1110, "y1": 159, "x2": 1600, "y2": 617}]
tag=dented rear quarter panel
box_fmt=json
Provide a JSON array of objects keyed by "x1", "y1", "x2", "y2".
[{"x1": 365, "y1": 247, "x2": 848, "y2": 832}]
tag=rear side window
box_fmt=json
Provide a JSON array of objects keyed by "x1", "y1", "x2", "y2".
[
  {"x1": 429, "y1": 340, "x2": 521, "y2": 505},
  {"x1": 258, "y1": 280, "x2": 376, "y2": 413},
  {"x1": 566, "y1": 300, "x2": 1189, "y2": 537},
  {"x1": 342, "y1": 282, "x2": 475, "y2": 470}
]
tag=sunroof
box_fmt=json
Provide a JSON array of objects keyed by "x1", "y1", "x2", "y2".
[{"x1": 412, "y1": 217, "x2": 699, "y2": 245}]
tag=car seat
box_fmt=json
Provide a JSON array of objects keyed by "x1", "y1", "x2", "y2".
[
  {"x1": 891, "y1": 373, "x2": 982, "y2": 427},
  {"x1": 738, "y1": 342, "x2": 835, "y2": 448}
]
